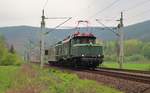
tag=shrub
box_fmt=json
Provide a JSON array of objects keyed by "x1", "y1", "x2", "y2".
[
  {"x1": 142, "y1": 43, "x2": 150, "y2": 59},
  {"x1": 125, "y1": 54, "x2": 145, "y2": 62},
  {"x1": 0, "y1": 52, "x2": 22, "y2": 66},
  {"x1": 104, "y1": 55, "x2": 117, "y2": 62},
  {"x1": 0, "y1": 35, "x2": 22, "y2": 66}
]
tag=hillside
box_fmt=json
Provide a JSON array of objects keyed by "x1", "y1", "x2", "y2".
[
  {"x1": 0, "y1": 20, "x2": 150, "y2": 55},
  {"x1": 124, "y1": 20, "x2": 150, "y2": 41}
]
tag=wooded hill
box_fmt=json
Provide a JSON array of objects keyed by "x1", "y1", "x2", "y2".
[{"x1": 0, "y1": 20, "x2": 150, "y2": 55}]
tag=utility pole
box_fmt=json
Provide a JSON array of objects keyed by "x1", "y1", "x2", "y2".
[
  {"x1": 117, "y1": 12, "x2": 124, "y2": 69},
  {"x1": 40, "y1": 10, "x2": 45, "y2": 68},
  {"x1": 96, "y1": 13, "x2": 124, "y2": 69}
]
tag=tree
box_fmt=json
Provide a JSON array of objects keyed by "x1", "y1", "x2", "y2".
[
  {"x1": 0, "y1": 35, "x2": 22, "y2": 66},
  {"x1": 124, "y1": 39, "x2": 143, "y2": 56},
  {"x1": 142, "y1": 43, "x2": 150, "y2": 59},
  {"x1": 9, "y1": 44, "x2": 15, "y2": 54}
]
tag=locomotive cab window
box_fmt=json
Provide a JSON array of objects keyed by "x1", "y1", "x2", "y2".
[{"x1": 74, "y1": 37, "x2": 96, "y2": 44}]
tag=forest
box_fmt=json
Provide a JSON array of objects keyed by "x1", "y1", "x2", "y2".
[{"x1": 104, "y1": 39, "x2": 150, "y2": 63}]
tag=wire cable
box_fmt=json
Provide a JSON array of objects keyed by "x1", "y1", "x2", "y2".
[
  {"x1": 86, "y1": 0, "x2": 97, "y2": 9},
  {"x1": 44, "y1": 17, "x2": 72, "y2": 34},
  {"x1": 43, "y1": 0, "x2": 49, "y2": 10},
  {"x1": 90, "y1": 0, "x2": 120, "y2": 19},
  {"x1": 113, "y1": 0, "x2": 150, "y2": 24},
  {"x1": 126, "y1": 9, "x2": 150, "y2": 20},
  {"x1": 96, "y1": 19, "x2": 119, "y2": 36},
  {"x1": 124, "y1": 0, "x2": 150, "y2": 13}
]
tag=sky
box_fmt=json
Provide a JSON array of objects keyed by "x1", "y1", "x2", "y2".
[{"x1": 0, "y1": 0, "x2": 150, "y2": 27}]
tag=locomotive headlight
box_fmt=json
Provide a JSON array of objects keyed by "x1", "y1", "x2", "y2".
[
  {"x1": 82, "y1": 54, "x2": 85, "y2": 57},
  {"x1": 98, "y1": 54, "x2": 101, "y2": 57}
]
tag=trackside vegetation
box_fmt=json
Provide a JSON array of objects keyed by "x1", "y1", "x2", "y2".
[
  {"x1": 103, "y1": 39, "x2": 150, "y2": 70},
  {"x1": 102, "y1": 62, "x2": 150, "y2": 71},
  {"x1": 0, "y1": 35, "x2": 22, "y2": 66},
  {"x1": 3, "y1": 64, "x2": 122, "y2": 93},
  {"x1": 104, "y1": 39, "x2": 150, "y2": 62},
  {"x1": 0, "y1": 66, "x2": 19, "y2": 93}
]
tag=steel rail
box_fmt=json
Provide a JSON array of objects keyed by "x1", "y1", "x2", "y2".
[
  {"x1": 98, "y1": 67, "x2": 150, "y2": 74},
  {"x1": 76, "y1": 68, "x2": 150, "y2": 84}
]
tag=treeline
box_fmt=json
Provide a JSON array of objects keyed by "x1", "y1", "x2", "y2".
[
  {"x1": 104, "y1": 39, "x2": 150, "y2": 62},
  {"x1": 0, "y1": 35, "x2": 22, "y2": 66}
]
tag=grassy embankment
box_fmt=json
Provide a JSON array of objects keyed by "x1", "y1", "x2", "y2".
[
  {"x1": 0, "y1": 64, "x2": 122, "y2": 93},
  {"x1": 102, "y1": 62, "x2": 150, "y2": 71},
  {"x1": 0, "y1": 66, "x2": 19, "y2": 93}
]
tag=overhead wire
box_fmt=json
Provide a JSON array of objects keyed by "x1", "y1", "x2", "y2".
[
  {"x1": 92, "y1": 0, "x2": 150, "y2": 22},
  {"x1": 45, "y1": 17, "x2": 72, "y2": 34},
  {"x1": 44, "y1": 17, "x2": 72, "y2": 45},
  {"x1": 89, "y1": 0, "x2": 121, "y2": 19},
  {"x1": 43, "y1": 0, "x2": 49, "y2": 10},
  {"x1": 96, "y1": 19, "x2": 119, "y2": 36},
  {"x1": 123, "y1": 0, "x2": 150, "y2": 23},
  {"x1": 95, "y1": 0, "x2": 150, "y2": 27},
  {"x1": 87, "y1": 0, "x2": 121, "y2": 33},
  {"x1": 126, "y1": 9, "x2": 150, "y2": 21},
  {"x1": 86, "y1": 0, "x2": 97, "y2": 9},
  {"x1": 41, "y1": 0, "x2": 72, "y2": 43},
  {"x1": 124, "y1": 0, "x2": 150, "y2": 13}
]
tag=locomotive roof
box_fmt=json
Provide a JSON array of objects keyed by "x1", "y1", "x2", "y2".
[
  {"x1": 73, "y1": 32, "x2": 96, "y2": 38},
  {"x1": 56, "y1": 32, "x2": 96, "y2": 45},
  {"x1": 62, "y1": 32, "x2": 96, "y2": 41}
]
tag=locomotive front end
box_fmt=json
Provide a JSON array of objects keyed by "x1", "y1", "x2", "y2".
[
  {"x1": 70, "y1": 32, "x2": 104, "y2": 68},
  {"x1": 72, "y1": 44, "x2": 104, "y2": 67}
]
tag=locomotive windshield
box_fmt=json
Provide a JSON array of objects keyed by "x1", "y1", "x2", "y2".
[{"x1": 74, "y1": 37, "x2": 96, "y2": 44}]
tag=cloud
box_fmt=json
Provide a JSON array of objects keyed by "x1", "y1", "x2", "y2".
[{"x1": 0, "y1": 0, "x2": 149, "y2": 27}]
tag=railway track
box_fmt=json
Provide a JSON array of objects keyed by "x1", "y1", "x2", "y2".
[
  {"x1": 99, "y1": 67, "x2": 150, "y2": 74},
  {"x1": 82, "y1": 68, "x2": 150, "y2": 84},
  {"x1": 32, "y1": 62, "x2": 150, "y2": 84},
  {"x1": 31, "y1": 62, "x2": 150, "y2": 93},
  {"x1": 72, "y1": 67, "x2": 150, "y2": 93},
  {"x1": 59, "y1": 66, "x2": 150, "y2": 84}
]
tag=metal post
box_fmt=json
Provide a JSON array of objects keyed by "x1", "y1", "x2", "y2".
[
  {"x1": 118, "y1": 12, "x2": 124, "y2": 69},
  {"x1": 116, "y1": 26, "x2": 120, "y2": 66},
  {"x1": 29, "y1": 40, "x2": 31, "y2": 62},
  {"x1": 40, "y1": 10, "x2": 45, "y2": 68}
]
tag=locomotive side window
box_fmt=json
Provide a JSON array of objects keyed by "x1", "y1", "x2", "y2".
[
  {"x1": 45, "y1": 50, "x2": 48, "y2": 55},
  {"x1": 72, "y1": 38, "x2": 79, "y2": 44}
]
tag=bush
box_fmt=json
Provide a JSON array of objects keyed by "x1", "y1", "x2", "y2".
[
  {"x1": 0, "y1": 35, "x2": 22, "y2": 66},
  {"x1": 142, "y1": 43, "x2": 150, "y2": 59},
  {"x1": 104, "y1": 55, "x2": 117, "y2": 62},
  {"x1": 125, "y1": 54, "x2": 145, "y2": 62},
  {"x1": 0, "y1": 52, "x2": 22, "y2": 66}
]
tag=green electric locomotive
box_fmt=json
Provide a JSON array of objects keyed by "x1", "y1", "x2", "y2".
[{"x1": 53, "y1": 32, "x2": 104, "y2": 68}]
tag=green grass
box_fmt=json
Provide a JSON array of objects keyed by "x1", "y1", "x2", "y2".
[
  {"x1": 102, "y1": 62, "x2": 150, "y2": 71},
  {"x1": 44, "y1": 69, "x2": 122, "y2": 93},
  {"x1": 4, "y1": 64, "x2": 122, "y2": 93},
  {"x1": 0, "y1": 66, "x2": 19, "y2": 93}
]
